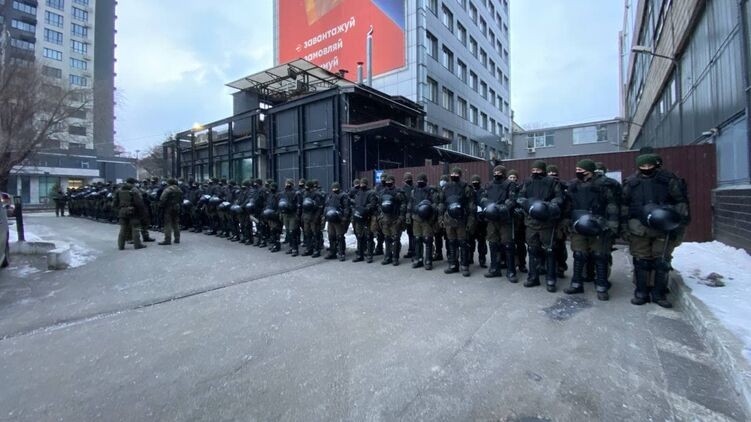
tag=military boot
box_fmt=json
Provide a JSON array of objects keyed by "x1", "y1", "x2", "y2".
[
  {"x1": 652, "y1": 258, "x2": 673, "y2": 308},
  {"x1": 484, "y1": 242, "x2": 502, "y2": 278},
  {"x1": 460, "y1": 241, "x2": 470, "y2": 277},
  {"x1": 392, "y1": 237, "x2": 401, "y2": 266},
  {"x1": 325, "y1": 235, "x2": 338, "y2": 259},
  {"x1": 424, "y1": 238, "x2": 434, "y2": 270},
  {"x1": 404, "y1": 235, "x2": 415, "y2": 259},
  {"x1": 381, "y1": 238, "x2": 393, "y2": 265},
  {"x1": 412, "y1": 237, "x2": 424, "y2": 268},
  {"x1": 374, "y1": 233, "x2": 384, "y2": 256},
  {"x1": 631, "y1": 258, "x2": 652, "y2": 305},
  {"x1": 353, "y1": 237, "x2": 365, "y2": 262},
  {"x1": 337, "y1": 236, "x2": 346, "y2": 261},
  {"x1": 594, "y1": 253, "x2": 611, "y2": 301},
  {"x1": 290, "y1": 232, "x2": 300, "y2": 257},
  {"x1": 366, "y1": 238, "x2": 374, "y2": 263},
  {"x1": 433, "y1": 236, "x2": 444, "y2": 261},
  {"x1": 524, "y1": 249, "x2": 541, "y2": 287},
  {"x1": 545, "y1": 250, "x2": 557, "y2": 292},
  {"x1": 504, "y1": 243, "x2": 518, "y2": 283},
  {"x1": 444, "y1": 240, "x2": 459, "y2": 274},
  {"x1": 564, "y1": 251, "x2": 587, "y2": 294}
]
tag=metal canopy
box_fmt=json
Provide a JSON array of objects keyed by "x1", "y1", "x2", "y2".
[
  {"x1": 342, "y1": 119, "x2": 451, "y2": 147},
  {"x1": 226, "y1": 59, "x2": 355, "y2": 104}
]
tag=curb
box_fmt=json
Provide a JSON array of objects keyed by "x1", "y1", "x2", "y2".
[
  {"x1": 671, "y1": 271, "x2": 751, "y2": 419},
  {"x1": 9, "y1": 240, "x2": 71, "y2": 270}
]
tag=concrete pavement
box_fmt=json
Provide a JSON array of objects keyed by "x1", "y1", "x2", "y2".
[{"x1": 0, "y1": 214, "x2": 747, "y2": 421}]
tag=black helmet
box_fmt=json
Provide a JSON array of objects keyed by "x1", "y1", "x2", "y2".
[
  {"x1": 380, "y1": 195, "x2": 395, "y2": 215},
  {"x1": 447, "y1": 202, "x2": 463, "y2": 219},
  {"x1": 324, "y1": 207, "x2": 342, "y2": 223},
  {"x1": 218, "y1": 201, "x2": 231, "y2": 211},
  {"x1": 262, "y1": 207, "x2": 278, "y2": 221},
  {"x1": 199, "y1": 194, "x2": 211, "y2": 205},
  {"x1": 278, "y1": 198, "x2": 291, "y2": 213},
  {"x1": 353, "y1": 206, "x2": 367, "y2": 222},
  {"x1": 643, "y1": 205, "x2": 681, "y2": 233},
  {"x1": 528, "y1": 201, "x2": 551, "y2": 221},
  {"x1": 483, "y1": 202, "x2": 510, "y2": 222},
  {"x1": 572, "y1": 212, "x2": 603, "y2": 237},
  {"x1": 182, "y1": 199, "x2": 192, "y2": 207},
  {"x1": 209, "y1": 195, "x2": 222, "y2": 205},
  {"x1": 302, "y1": 197, "x2": 316, "y2": 212},
  {"x1": 416, "y1": 199, "x2": 434, "y2": 220},
  {"x1": 244, "y1": 198, "x2": 257, "y2": 212},
  {"x1": 230, "y1": 204, "x2": 243, "y2": 214}
]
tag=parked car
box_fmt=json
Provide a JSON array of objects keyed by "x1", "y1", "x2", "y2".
[
  {"x1": 1, "y1": 192, "x2": 15, "y2": 218},
  {"x1": 0, "y1": 196, "x2": 8, "y2": 268}
]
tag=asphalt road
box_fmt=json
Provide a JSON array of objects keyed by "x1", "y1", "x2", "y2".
[{"x1": 0, "y1": 214, "x2": 746, "y2": 421}]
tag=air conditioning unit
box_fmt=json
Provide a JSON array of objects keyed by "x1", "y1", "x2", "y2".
[{"x1": 527, "y1": 147, "x2": 536, "y2": 154}]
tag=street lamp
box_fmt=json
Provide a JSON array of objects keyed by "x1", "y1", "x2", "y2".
[
  {"x1": 632, "y1": 45, "x2": 677, "y2": 63},
  {"x1": 135, "y1": 149, "x2": 140, "y2": 180}
]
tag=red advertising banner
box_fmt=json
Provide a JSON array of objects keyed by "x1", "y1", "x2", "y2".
[{"x1": 277, "y1": 0, "x2": 406, "y2": 79}]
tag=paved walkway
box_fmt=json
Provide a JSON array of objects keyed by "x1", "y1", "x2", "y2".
[{"x1": 0, "y1": 214, "x2": 746, "y2": 421}]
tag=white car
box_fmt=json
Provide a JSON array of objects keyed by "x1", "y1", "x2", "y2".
[{"x1": 0, "y1": 192, "x2": 12, "y2": 268}]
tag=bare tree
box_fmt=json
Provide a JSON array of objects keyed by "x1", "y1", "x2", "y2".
[
  {"x1": 0, "y1": 52, "x2": 91, "y2": 191},
  {"x1": 138, "y1": 144, "x2": 167, "y2": 179}
]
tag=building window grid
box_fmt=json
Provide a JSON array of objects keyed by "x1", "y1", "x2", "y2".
[
  {"x1": 71, "y1": 23, "x2": 88, "y2": 38},
  {"x1": 10, "y1": 19, "x2": 35, "y2": 33},
  {"x1": 45, "y1": 11, "x2": 64, "y2": 27},
  {"x1": 469, "y1": 2, "x2": 477, "y2": 23},
  {"x1": 441, "y1": 45, "x2": 454, "y2": 72},
  {"x1": 469, "y1": 71, "x2": 478, "y2": 91},
  {"x1": 442, "y1": 5, "x2": 453, "y2": 33},
  {"x1": 427, "y1": 0, "x2": 438, "y2": 15},
  {"x1": 43, "y1": 47, "x2": 63, "y2": 61},
  {"x1": 44, "y1": 28, "x2": 64, "y2": 45},
  {"x1": 10, "y1": 37, "x2": 34, "y2": 51},
  {"x1": 42, "y1": 65, "x2": 62, "y2": 78},
  {"x1": 480, "y1": 81, "x2": 487, "y2": 99},
  {"x1": 469, "y1": 37, "x2": 477, "y2": 57},
  {"x1": 73, "y1": 0, "x2": 89, "y2": 5},
  {"x1": 441, "y1": 87, "x2": 455, "y2": 112},
  {"x1": 69, "y1": 74, "x2": 88, "y2": 86},
  {"x1": 457, "y1": 97, "x2": 468, "y2": 119},
  {"x1": 456, "y1": 59, "x2": 467, "y2": 82},
  {"x1": 12, "y1": 1, "x2": 36, "y2": 15},
  {"x1": 71, "y1": 6, "x2": 88, "y2": 22},
  {"x1": 426, "y1": 31, "x2": 438, "y2": 59},
  {"x1": 70, "y1": 57, "x2": 87, "y2": 70},
  {"x1": 426, "y1": 77, "x2": 438, "y2": 103},
  {"x1": 46, "y1": 0, "x2": 64, "y2": 9},
  {"x1": 527, "y1": 132, "x2": 555, "y2": 148},
  {"x1": 71, "y1": 40, "x2": 88, "y2": 54},
  {"x1": 469, "y1": 105, "x2": 478, "y2": 124},
  {"x1": 456, "y1": 22, "x2": 467, "y2": 45}
]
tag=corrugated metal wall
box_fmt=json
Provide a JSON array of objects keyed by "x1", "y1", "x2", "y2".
[{"x1": 357, "y1": 144, "x2": 716, "y2": 242}]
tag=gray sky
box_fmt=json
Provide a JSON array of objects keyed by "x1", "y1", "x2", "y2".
[{"x1": 114, "y1": 0, "x2": 623, "y2": 155}]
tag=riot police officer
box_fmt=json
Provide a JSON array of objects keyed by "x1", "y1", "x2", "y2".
[
  {"x1": 324, "y1": 182, "x2": 350, "y2": 261},
  {"x1": 402, "y1": 172, "x2": 416, "y2": 259},
  {"x1": 481, "y1": 165, "x2": 518, "y2": 282},
  {"x1": 407, "y1": 173, "x2": 437, "y2": 270},
  {"x1": 377, "y1": 175, "x2": 407, "y2": 265},
  {"x1": 441, "y1": 167, "x2": 476, "y2": 277},
  {"x1": 113, "y1": 178, "x2": 146, "y2": 250},
  {"x1": 517, "y1": 161, "x2": 564, "y2": 292},
  {"x1": 301, "y1": 180, "x2": 324, "y2": 257},
  {"x1": 352, "y1": 178, "x2": 378, "y2": 263},
  {"x1": 469, "y1": 174, "x2": 487, "y2": 268},
  {"x1": 279, "y1": 179, "x2": 302, "y2": 256}
]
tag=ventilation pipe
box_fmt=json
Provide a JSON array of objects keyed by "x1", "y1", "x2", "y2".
[{"x1": 366, "y1": 25, "x2": 374, "y2": 86}]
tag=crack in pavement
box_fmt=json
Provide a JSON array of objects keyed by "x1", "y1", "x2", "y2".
[{"x1": 0, "y1": 259, "x2": 328, "y2": 342}]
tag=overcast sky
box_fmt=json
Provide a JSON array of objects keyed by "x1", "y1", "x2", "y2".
[{"x1": 114, "y1": 0, "x2": 623, "y2": 155}]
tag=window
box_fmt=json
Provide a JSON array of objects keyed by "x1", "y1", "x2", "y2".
[
  {"x1": 80, "y1": 161, "x2": 90, "y2": 169},
  {"x1": 426, "y1": 121, "x2": 438, "y2": 134},
  {"x1": 69, "y1": 125, "x2": 87, "y2": 136},
  {"x1": 69, "y1": 108, "x2": 87, "y2": 119},
  {"x1": 480, "y1": 17, "x2": 487, "y2": 36},
  {"x1": 70, "y1": 58, "x2": 88, "y2": 70},
  {"x1": 45, "y1": 11, "x2": 63, "y2": 27},
  {"x1": 12, "y1": 1, "x2": 36, "y2": 14},
  {"x1": 481, "y1": 112, "x2": 488, "y2": 130},
  {"x1": 427, "y1": 0, "x2": 437, "y2": 14},
  {"x1": 441, "y1": 45, "x2": 453, "y2": 72},
  {"x1": 456, "y1": 22, "x2": 466, "y2": 45},
  {"x1": 527, "y1": 132, "x2": 555, "y2": 148},
  {"x1": 457, "y1": 97, "x2": 468, "y2": 119},
  {"x1": 469, "y1": 105, "x2": 478, "y2": 124},
  {"x1": 42, "y1": 65, "x2": 62, "y2": 78},
  {"x1": 489, "y1": 88, "x2": 496, "y2": 106},
  {"x1": 69, "y1": 74, "x2": 88, "y2": 86},
  {"x1": 442, "y1": 129, "x2": 454, "y2": 141},
  {"x1": 469, "y1": 37, "x2": 477, "y2": 57},
  {"x1": 455, "y1": 0, "x2": 466, "y2": 8},
  {"x1": 503, "y1": 75, "x2": 509, "y2": 88},
  {"x1": 43, "y1": 48, "x2": 63, "y2": 61},
  {"x1": 456, "y1": 59, "x2": 467, "y2": 82},
  {"x1": 441, "y1": 5, "x2": 453, "y2": 32},
  {"x1": 573, "y1": 125, "x2": 609, "y2": 144},
  {"x1": 503, "y1": 100, "x2": 509, "y2": 113},
  {"x1": 72, "y1": 6, "x2": 88, "y2": 22},
  {"x1": 497, "y1": 95, "x2": 503, "y2": 111},
  {"x1": 426, "y1": 31, "x2": 438, "y2": 59},
  {"x1": 489, "y1": 31, "x2": 495, "y2": 46},
  {"x1": 426, "y1": 77, "x2": 438, "y2": 103},
  {"x1": 441, "y1": 87, "x2": 454, "y2": 112},
  {"x1": 469, "y1": 2, "x2": 477, "y2": 23},
  {"x1": 11, "y1": 19, "x2": 35, "y2": 33},
  {"x1": 44, "y1": 28, "x2": 63, "y2": 45},
  {"x1": 10, "y1": 37, "x2": 34, "y2": 51},
  {"x1": 490, "y1": 118, "x2": 497, "y2": 134},
  {"x1": 480, "y1": 49, "x2": 487, "y2": 67},
  {"x1": 503, "y1": 48, "x2": 509, "y2": 63},
  {"x1": 489, "y1": 59, "x2": 495, "y2": 75},
  {"x1": 46, "y1": 0, "x2": 64, "y2": 10},
  {"x1": 480, "y1": 81, "x2": 487, "y2": 99},
  {"x1": 71, "y1": 40, "x2": 88, "y2": 54},
  {"x1": 73, "y1": 0, "x2": 89, "y2": 4},
  {"x1": 71, "y1": 23, "x2": 88, "y2": 38},
  {"x1": 469, "y1": 71, "x2": 478, "y2": 91}
]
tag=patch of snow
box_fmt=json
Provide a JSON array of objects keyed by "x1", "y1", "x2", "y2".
[
  {"x1": 8, "y1": 224, "x2": 98, "y2": 270},
  {"x1": 6, "y1": 263, "x2": 42, "y2": 277},
  {"x1": 672, "y1": 241, "x2": 751, "y2": 361},
  {"x1": 67, "y1": 244, "x2": 98, "y2": 268}
]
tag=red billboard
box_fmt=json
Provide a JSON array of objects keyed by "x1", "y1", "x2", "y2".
[{"x1": 277, "y1": 0, "x2": 406, "y2": 79}]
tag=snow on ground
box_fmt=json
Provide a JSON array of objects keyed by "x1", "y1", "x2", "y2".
[
  {"x1": 7, "y1": 215, "x2": 98, "y2": 268},
  {"x1": 673, "y1": 241, "x2": 751, "y2": 361}
]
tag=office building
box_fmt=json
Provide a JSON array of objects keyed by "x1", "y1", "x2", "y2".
[
  {"x1": 0, "y1": 0, "x2": 129, "y2": 204},
  {"x1": 274, "y1": 0, "x2": 512, "y2": 160},
  {"x1": 621, "y1": 0, "x2": 751, "y2": 251},
  {"x1": 511, "y1": 118, "x2": 625, "y2": 160}
]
